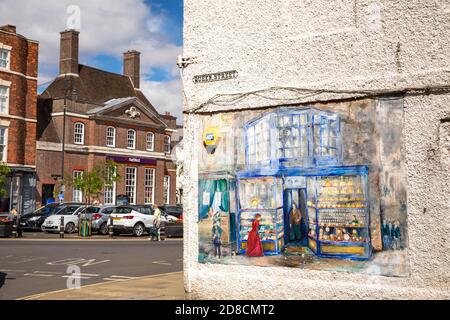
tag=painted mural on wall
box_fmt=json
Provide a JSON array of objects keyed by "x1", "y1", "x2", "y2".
[{"x1": 198, "y1": 98, "x2": 410, "y2": 277}]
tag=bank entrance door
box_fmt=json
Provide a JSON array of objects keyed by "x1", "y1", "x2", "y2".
[{"x1": 283, "y1": 188, "x2": 308, "y2": 247}]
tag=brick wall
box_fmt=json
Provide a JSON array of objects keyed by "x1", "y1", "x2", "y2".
[{"x1": 0, "y1": 29, "x2": 38, "y2": 167}]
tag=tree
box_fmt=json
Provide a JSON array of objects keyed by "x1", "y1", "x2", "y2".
[
  {"x1": 0, "y1": 162, "x2": 10, "y2": 199},
  {"x1": 64, "y1": 161, "x2": 120, "y2": 205}
]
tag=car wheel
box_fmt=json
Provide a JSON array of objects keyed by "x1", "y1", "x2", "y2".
[
  {"x1": 99, "y1": 222, "x2": 108, "y2": 235},
  {"x1": 65, "y1": 222, "x2": 75, "y2": 234},
  {"x1": 133, "y1": 223, "x2": 145, "y2": 237}
]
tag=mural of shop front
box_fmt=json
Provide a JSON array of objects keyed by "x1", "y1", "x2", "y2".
[{"x1": 198, "y1": 98, "x2": 410, "y2": 277}]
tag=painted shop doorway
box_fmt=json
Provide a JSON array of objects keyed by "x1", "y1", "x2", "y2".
[{"x1": 283, "y1": 188, "x2": 308, "y2": 247}]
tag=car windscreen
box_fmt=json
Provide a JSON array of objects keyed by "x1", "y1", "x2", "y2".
[
  {"x1": 86, "y1": 207, "x2": 101, "y2": 214},
  {"x1": 137, "y1": 207, "x2": 153, "y2": 215},
  {"x1": 55, "y1": 206, "x2": 80, "y2": 215},
  {"x1": 32, "y1": 205, "x2": 56, "y2": 216},
  {"x1": 113, "y1": 207, "x2": 132, "y2": 214}
]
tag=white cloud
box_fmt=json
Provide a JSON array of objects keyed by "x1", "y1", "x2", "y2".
[
  {"x1": 141, "y1": 78, "x2": 183, "y2": 123},
  {"x1": 0, "y1": 0, "x2": 182, "y2": 117}
]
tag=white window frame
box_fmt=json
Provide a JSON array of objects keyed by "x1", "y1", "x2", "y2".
[
  {"x1": 104, "y1": 166, "x2": 117, "y2": 205},
  {"x1": 73, "y1": 122, "x2": 85, "y2": 145},
  {"x1": 146, "y1": 132, "x2": 155, "y2": 151},
  {"x1": 127, "y1": 129, "x2": 136, "y2": 150},
  {"x1": 73, "y1": 171, "x2": 83, "y2": 203},
  {"x1": 106, "y1": 126, "x2": 116, "y2": 148},
  {"x1": 125, "y1": 167, "x2": 137, "y2": 205},
  {"x1": 0, "y1": 126, "x2": 8, "y2": 163},
  {"x1": 163, "y1": 175, "x2": 170, "y2": 205},
  {"x1": 0, "y1": 48, "x2": 11, "y2": 70},
  {"x1": 144, "y1": 168, "x2": 155, "y2": 204},
  {"x1": 0, "y1": 85, "x2": 9, "y2": 115},
  {"x1": 164, "y1": 135, "x2": 171, "y2": 154}
]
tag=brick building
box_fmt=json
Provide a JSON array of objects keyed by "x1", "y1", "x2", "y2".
[
  {"x1": 0, "y1": 25, "x2": 39, "y2": 215},
  {"x1": 36, "y1": 30, "x2": 177, "y2": 206}
]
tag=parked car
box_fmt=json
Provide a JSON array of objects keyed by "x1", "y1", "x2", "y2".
[
  {"x1": 159, "y1": 205, "x2": 183, "y2": 220},
  {"x1": 159, "y1": 205, "x2": 183, "y2": 238},
  {"x1": 41, "y1": 204, "x2": 84, "y2": 234},
  {"x1": 20, "y1": 203, "x2": 63, "y2": 231},
  {"x1": 110, "y1": 205, "x2": 170, "y2": 237},
  {"x1": 81, "y1": 205, "x2": 117, "y2": 235}
]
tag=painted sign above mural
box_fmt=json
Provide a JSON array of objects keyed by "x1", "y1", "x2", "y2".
[{"x1": 197, "y1": 98, "x2": 410, "y2": 277}]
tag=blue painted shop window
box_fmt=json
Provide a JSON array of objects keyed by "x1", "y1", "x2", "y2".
[{"x1": 244, "y1": 108, "x2": 342, "y2": 170}]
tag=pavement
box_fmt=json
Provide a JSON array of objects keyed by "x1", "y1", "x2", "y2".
[
  {"x1": 18, "y1": 271, "x2": 186, "y2": 300},
  {"x1": 0, "y1": 238, "x2": 183, "y2": 300}
]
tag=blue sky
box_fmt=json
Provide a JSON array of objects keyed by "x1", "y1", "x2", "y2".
[{"x1": 0, "y1": 0, "x2": 184, "y2": 122}]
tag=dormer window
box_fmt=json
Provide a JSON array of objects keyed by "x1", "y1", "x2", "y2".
[{"x1": 127, "y1": 129, "x2": 136, "y2": 149}]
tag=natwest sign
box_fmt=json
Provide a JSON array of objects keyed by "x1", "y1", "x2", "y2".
[{"x1": 106, "y1": 155, "x2": 157, "y2": 165}]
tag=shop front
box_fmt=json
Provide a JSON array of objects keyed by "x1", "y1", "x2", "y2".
[{"x1": 235, "y1": 108, "x2": 371, "y2": 260}]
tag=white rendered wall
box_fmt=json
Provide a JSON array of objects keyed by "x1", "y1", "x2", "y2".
[{"x1": 182, "y1": 0, "x2": 450, "y2": 299}]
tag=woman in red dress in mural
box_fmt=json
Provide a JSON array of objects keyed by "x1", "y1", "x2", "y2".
[{"x1": 246, "y1": 214, "x2": 263, "y2": 257}]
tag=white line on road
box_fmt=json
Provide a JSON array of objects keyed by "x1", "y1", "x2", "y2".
[
  {"x1": 24, "y1": 273, "x2": 54, "y2": 277},
  {"x1": 61, "y1": 275, "x2": 93, "y2": 280},
  {"x1": 152, "y1": 260, "x2": 172, "y2": 266},
  {"x1": 0, "y1": 269, "x2": 26, "y2": 273},
  {"x1": 176, "y1": 258, "x2": 183, "y2": 262},
  {"x1": 109, "y1": 275, "x2": 138, "y2": 279},
  {"x1": 62, "y1": 273, "x2": 100, "y2": 277},
  {"x1": 34, "y1": 271, "x2": 63, "y2": 275}
]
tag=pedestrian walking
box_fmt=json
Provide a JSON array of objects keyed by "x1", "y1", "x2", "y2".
[
  {"x1": 149, "y1": 204, "x2": 162, "y2": 241},
  {"x1": 10, "y1": 208, "x2": 22, "y2": 237}
]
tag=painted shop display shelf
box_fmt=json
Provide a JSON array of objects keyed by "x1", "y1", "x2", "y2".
[
  {"x1": 307, "y1": 172, "x2": 371, "y2": 260},
  {"x1": 237, "y1": 177, "x2": 285, "y2": 255}
]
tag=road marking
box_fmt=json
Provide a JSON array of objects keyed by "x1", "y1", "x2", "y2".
[
  {"x1": 110, "y1": 275, "x2": 138, "y2": 279},
  {"x1": 34, "y1": 271, "x2": 63, "y2": 275},
  {"x1": 46, "y1": 258, "x2": 110, "y2": 266},
  {"x1": 62, "y1": 273, "x2": 99, "y2": 277},
  {"x1": 24, "y1": 273, "x2": 54, "y2": 277},
  {"x1": 9, "y1": 257, "x2": 47, "y2": 264},
  {"x1": 152, "y1": 260, "x2": 172, "y2": 266},
  {"x1": 61, "y1": 275, "x2": 95, "y2": 280},
  {"x1": 0, "y1": 269, "x2": 26, "y2": 273},
  {"x1": 176, "y1": 258, "x2": 183, "y2": 262},
  {"x1": 102, "y1": 275, "x2": 138, "y2": 281}
]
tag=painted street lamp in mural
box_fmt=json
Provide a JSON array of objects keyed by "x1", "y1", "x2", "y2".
[{"x1": 197, "y1": 99, "x2": 410, "y2": 277}]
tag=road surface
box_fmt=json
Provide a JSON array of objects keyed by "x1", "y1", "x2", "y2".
[{"x1": 0, "y1": 239, "x2": 183, "y2": 300}]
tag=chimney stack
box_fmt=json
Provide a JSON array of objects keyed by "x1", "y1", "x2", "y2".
[
  {"x1": 59, "y1": 30, "x2": 79, "y2": 75},
  {"x1": 123, "y1": 50, "x2": 140, "y2": 89}
]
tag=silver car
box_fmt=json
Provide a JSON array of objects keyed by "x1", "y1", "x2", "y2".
[{"x1": 77, "y1": 205, "x2": 117, "y2": 235}]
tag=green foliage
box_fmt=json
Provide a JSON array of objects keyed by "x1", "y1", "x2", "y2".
[
  {"x1": 64, "y1": 161, "x2": 121, "y2": 205},
  {"x1": 0, "y1": 162, "x2": 11, "y2": 198}
]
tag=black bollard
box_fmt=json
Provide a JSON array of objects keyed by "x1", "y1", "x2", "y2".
[
  {"x1": 11, "y1": 216, "x2": 18, "y2": 238},
  {"x1": 59, "y1": 216, "x2": 65, "y2": 238},
  {"x1": 108, "y1": 217, "x2": 114, "y2": 238}
]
